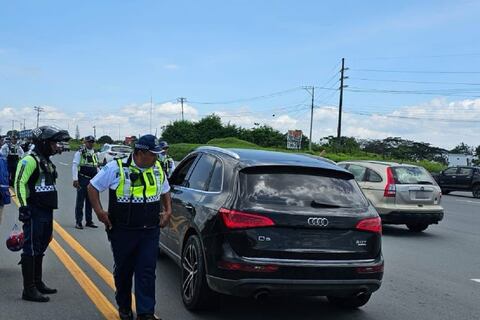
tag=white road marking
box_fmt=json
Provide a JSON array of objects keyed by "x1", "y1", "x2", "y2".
[{"x1": 471, "y1": 279, "x2": 480, "y2": 283}]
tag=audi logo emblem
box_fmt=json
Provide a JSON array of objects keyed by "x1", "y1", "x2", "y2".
[{"x1": 307, "y1": 217, "x2": 329, "y2": 227}]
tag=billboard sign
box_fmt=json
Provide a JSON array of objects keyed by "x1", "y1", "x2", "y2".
[{"x1": 287, "y1": 130, "x2": 302, "y2": 150}]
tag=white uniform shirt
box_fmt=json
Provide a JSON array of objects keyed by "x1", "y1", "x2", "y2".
[
  {"x1": 72, "y1": 148, "x2": 98, "y2": 181},
  {"x1": 90, "y1": 156, "x2": 170, "y2": 194},
  {"x1": 0, "y1": 143, "x2": 25, "y2": 158}
]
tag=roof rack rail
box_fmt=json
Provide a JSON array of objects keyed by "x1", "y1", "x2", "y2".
[{"x1": 195, "y1": 146, "x2": 240, "y2": 159}]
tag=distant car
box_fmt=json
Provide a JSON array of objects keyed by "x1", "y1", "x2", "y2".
[
  {"x1": 432, "y1": 166, "x2": 480, "y2": 198},
  {"x1": 160, "y1": 147, "x2": 383, "y2": 310},
  {"x1": 96, "y1": 144, "x2": 131, "y2": 165},
  {"x1": 338, "y1": 161, "x2": 444, "y2": 232}
]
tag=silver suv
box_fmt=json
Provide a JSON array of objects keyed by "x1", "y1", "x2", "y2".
[{"x1": 337, "y1": 161, "x2": 444, "y2": 232}]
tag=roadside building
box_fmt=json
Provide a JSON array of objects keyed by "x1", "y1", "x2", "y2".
[{"x1": 447, "y1": 153, "x2": 478, "y2": 166}]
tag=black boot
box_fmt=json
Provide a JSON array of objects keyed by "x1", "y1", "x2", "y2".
[
  {"x1": 34, "y1": 255, "x2": 57, "y2": 294},
  {"x1": 21, "y1": 256, "x2": 49, "y2": 302}
]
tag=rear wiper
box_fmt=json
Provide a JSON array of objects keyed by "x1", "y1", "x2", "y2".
[
  {"x1": 311, "y1": 200, "x2": 349, "y2": 208},
  {"x1": 417, "y1": 181, "x2": 433, "y2": 185}
]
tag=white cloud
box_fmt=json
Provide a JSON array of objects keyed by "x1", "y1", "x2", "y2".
[
  {"x1": 1, "y1": 97, "x2": 478, "y2": 149},
  {"x1": 163, "y1": 64, "x2": 179, "y2": 70}
]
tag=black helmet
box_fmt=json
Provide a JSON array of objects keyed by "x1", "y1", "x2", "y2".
[
  {"x1": 84, "y1": 135, "x2": 95, "y2": 142},
  {"x1": 32, "y1": 126, "x2": 71, "y2": 142},
  {"x1": 159, "y1": 140, "x2": 169, "y2": 149}
]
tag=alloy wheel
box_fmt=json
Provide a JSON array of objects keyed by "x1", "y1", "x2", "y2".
[{"x1": 182, "y1": 243, "x2": 198, "y2": 301}]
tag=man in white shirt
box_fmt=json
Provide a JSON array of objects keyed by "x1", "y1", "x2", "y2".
[
  {"x1": 87, "y1": 134, "x2": 171, "y2": 320},
  {"x1": 72, "y1": 136, "x2": 99, "y2": 229},
  {"x1": 0, "y1": 135, "x2": 25, "y2": 186}
]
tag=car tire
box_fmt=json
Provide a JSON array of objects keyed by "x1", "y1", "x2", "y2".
[
  {"x1": 441, "y1": 189, "x2": 450, "y2": 195},
  {"x1": 472, "y1": 185, "x2": 480, "y2": 198},
  {"x1": 181, "y1": 235, "x2": 219, "y2": 311},
  {"x1": 327, "y1": 292, "x2": 372, "y2": 308},
  {"x1": 406, "y1": 223, "x2": 429, "y2": 232}
]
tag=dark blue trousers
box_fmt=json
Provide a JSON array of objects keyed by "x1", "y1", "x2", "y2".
[
  {"x1": 110, "y1": 227, "x2": 160, "y2": 315},
  {"x1": 75, "y1": 175, "x2": 93, "y2": 224},
  {"x1": 22, "y1": 205, "x2": 53, "y2": 257}
]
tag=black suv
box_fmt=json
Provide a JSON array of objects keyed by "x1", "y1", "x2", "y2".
[
  {"x1": 160, "y1": 147, "x2": 383, "y2": 310},
  {"x1": 433, "y1": 166, "x2": 480, "y2": 198}
]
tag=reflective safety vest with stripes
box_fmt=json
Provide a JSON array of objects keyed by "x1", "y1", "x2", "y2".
[
  {"x1": 28, "y1": 153, "x2": 58, "y2": 209},
  {"x1": 108, "y1": 157, "x2": 165, "y2": 229},
  {"x1": 79, "y1": 149, "x2": 98, "y2": 178}
]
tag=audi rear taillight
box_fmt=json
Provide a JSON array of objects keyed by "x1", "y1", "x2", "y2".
[
  {"x1": 219, "y1": 208, "x2": 275, "y2": 229},
  {"x1": 384, "y1": 167, "x2": 396, "y2": 197},
  {"x1": 356, "y1": 217, "x2": 382, "y2": 234}
]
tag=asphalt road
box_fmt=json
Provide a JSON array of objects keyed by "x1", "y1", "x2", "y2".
[{"x1": 0, "y1": 152, "x2": 479, "y2": 319}]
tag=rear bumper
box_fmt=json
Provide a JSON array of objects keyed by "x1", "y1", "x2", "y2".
[
  {"x1": 207, "y1": 276, "x2": 381, "y2": 297},
  {"x1": 381, "y1": 211, "x2": 444, "y2": 225},
  {"x1": 206, "y1": 255, "x2": 384, "y2": 297}
]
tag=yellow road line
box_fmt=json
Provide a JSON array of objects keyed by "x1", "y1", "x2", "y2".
[
  {"x1": 53, "y1": 221, "x2": 137, "y2": 311},
  {"x1": 9, "y1": 187, "x2": 128, "y2": 318},
  {"x1": 10, "y1": 187, "x2": 19, "y2": 206},
  {"x1": 50, "y1": 239, "x2": 119, "y2": 319}
]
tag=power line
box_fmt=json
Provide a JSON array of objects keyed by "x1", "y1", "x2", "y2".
[
  {"x1": 345, "y1": 110, "x2": 480, "y2": 123},
  {"x1": 188, "y1": 87, "x2": 302, "y2": 105},
  {"x1": 349, "y1": 77, "x2": 480, "y2": 86},
  {"x1": 350, "y1": 68, "x2": 480, "y2": 74}
]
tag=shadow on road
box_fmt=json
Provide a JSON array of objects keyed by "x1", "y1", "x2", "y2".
[
  {"x1": 444, "y1": 192, "x2": 475, "y2": 199},
  {"x1": 381, "y1": 225, "x2": 438, "y2": 238},
  {"x1": 157, "y1": 258, "x2": 375, "y2": 320}
]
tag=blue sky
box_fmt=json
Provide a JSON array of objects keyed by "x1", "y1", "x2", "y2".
[{"x1": 1, "y1": 0, "x2": 480, "y2": 148}]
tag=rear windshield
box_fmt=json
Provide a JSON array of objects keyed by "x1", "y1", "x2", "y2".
[
  {"x1": 240, "y1": 170, "x2": 368, "y2": 209},
  {"x1": 392, "y1": 166, "x2": 435, "y2": 185},
  {"x1": 111, "y1": 146, "x2": 132, "y2": 153}
]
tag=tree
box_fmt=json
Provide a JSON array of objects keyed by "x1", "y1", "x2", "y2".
[
  {"x1": 476, "y1": 145, "x2": 480, "y2": 157},
  {"x1": 98, "y1": 135, "x2": 113, "y2": 144},
  {"x1": 75, "y1": 125, "x2": 80, "y2": 140},
  {"x1": 161, "y1": 120, "x2": 197, "y2": 144},
  {"x1": 450, "y1": 142, "x2": 473, "y2": 155}
]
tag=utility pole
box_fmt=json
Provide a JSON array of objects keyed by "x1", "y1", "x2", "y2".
[
  {"x1": 34, "y1": 106, "x2": 44, "y2": 128},
  {"x1": 337, "y1": 58, "x2": 348, "y2": 139},
  {"x1": 150, "y1": 94, "x2": 153, "y2": 134},
  {"x1": 177, "y1": 97, "x2": 186, "y2": 121},
  {"x1": 93, "y1": 125, "x2": 96, "y2": 138},
  {"x1": 23, "y1": 118, "x2": 26, "y2": 130},
  {"x1": 303, "y1": 86, "x2": 315, "y2": 151}
]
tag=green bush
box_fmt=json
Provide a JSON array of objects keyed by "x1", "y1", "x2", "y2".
[
  {"x1": 168, "y1": 141, "x2": 446, "y2": 173},
  {"x1": 207, "y1": 137, "x2": 259, "y2": 148}
]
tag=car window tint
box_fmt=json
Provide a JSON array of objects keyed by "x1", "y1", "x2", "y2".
[
  {"x1": 366, "y1": 169, "x2": 382, "y2": 182},
  {"x1": 458, "y1": 167, "x2": 473, "y2": 175},
  {"x1": 207, "y1": 160, "x2": 223, "y2": 192},
  {"x1": 444, "y1": 167, "x2": 458, "y2": 175},
  {"x1": 170, "y1": 156, "x2": 197, "y2": 186},
  {"x1": 346, "y1": 164, "x2": 367, "y2": 181},
  {"x1": 392, "y1": 166, "x2": 435, "y2": 185},
  {"x1": 241, "y1": 169, "x2": 368, "y2": 209},
  {"x1": 187, "y1": 154, "x2": 216, "y2": 191}
]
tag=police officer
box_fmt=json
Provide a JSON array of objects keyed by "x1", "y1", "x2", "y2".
[
  {"x1": 158, "y1": 141, "x2": 175, "y2": 179},
  {"x1": 15, "y1": 126, "x2": 71, "y2": 302},
  {"x1": 1, "y1": 134, "x2": 25, "y2": 186},
  {"x1": 88, "y1": 134, "x2": 171, "y2": 320},
  {"x1": 72, "y1": 136, "x2": 99, "y2": 229}
]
